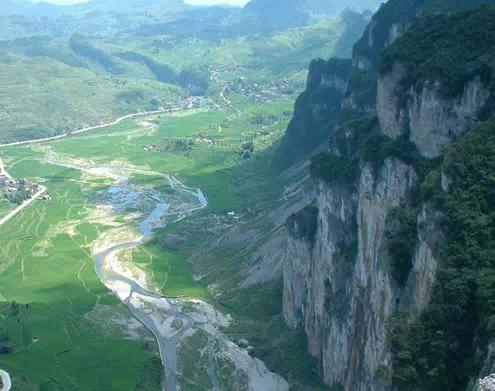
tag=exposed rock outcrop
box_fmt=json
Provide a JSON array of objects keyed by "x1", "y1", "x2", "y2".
[
  {"x1": 402, "y1": 203, "x2": 441, "y2": 314},
  {"x1": 476, "y1": 374, "x2": 495, "y2": 391},
  {"x1": 476, "y1": 343, "x2": 495, "y2": 391},
  {"x1": 282, "y1": 155, "x2": 444, "y2": 390},
  {"x1": 377, "y1": 63, "x2": 490, "y2": 158},
  {"x1": 276, "y1": 58, "x2": 353, "y2": 164},
  {"x1": 376, "y1": 62, "x2": 408, "y2": 138}
]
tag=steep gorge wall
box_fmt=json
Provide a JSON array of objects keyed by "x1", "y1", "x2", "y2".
[
  {"x1": 280, "y1": 2, "x2": 495, "y2": 390},
  {"x1": 283, "y1": 153, "x2": 442, "y2": 390},
  {"x1": 275, "y1": 57, "x2": 352, "y2": 165}
]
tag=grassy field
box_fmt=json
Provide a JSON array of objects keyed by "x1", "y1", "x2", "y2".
[
  {"x1": 0, "y1": 92, "x2": 303, "y2": 388},
  {"x1": 0, "y1": 152, "x2": 161, "y2": 389}
]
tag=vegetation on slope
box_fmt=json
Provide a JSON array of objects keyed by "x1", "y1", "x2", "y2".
[
  {"x1": 0, "y1": 7, "x2": 362, "y2": 143},
  {"x1": 389, "y1": 115, "x2": 495, "y2": 390},
  {"x1": 380, "y1": 7, "x2": 495, "y2": 100},
  {"x1": 69, "y1": 34, "x2": 124, "y2": 75},
  {"x1": 310, "y1": 152, "x2": 359, "y2": 187},
  {"x1": 301, "y1": 6, "x2": 495, "y2": 389},
  {"x1": 353, "y1": 0, "x2": 424, "y2": 67},
  {"x1": 385, "y1": 208, "x2": 418, "y2": 287},
  {"x1": 354, "y1": 0, "x2": 495, "y2": 69}
]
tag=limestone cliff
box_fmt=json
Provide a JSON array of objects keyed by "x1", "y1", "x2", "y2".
[
  {"x1": 275, "y1": 58, "x2": 353, "y2": 165},
  {"x1": 377, "y1": 63, "x2": 490, "y2": 158},
  {"x1": 283, "y1": 150, "x2": 443, "y2": 390},
  {"x1": 280, "y1": 2, "x2": 495, "y2": 390}
]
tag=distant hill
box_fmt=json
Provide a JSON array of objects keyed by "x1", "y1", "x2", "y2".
[
  {"x1": 0, "y1": 0, "x2": 187, "y2": 17},
  {"x1": 0, "y1": 0, "x2": 380, "y2": 39},
  {"x1": 0, "y1": 0, "x2": 64, "y2": 17},
  {"x1": 240, "y1": 0, "x2": 383, "y2": 32},
  {"x1": 0, "y1": 0, "x2": 189, "y2": 38}
]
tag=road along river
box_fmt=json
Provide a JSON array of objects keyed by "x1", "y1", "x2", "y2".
[{"x1": 47, "y1": 150, "x2": 288, "y2": 391}]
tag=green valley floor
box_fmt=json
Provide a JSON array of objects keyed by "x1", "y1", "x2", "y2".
[{"x1": 0, "y1": 96, "x2": 322, "y2": 389}]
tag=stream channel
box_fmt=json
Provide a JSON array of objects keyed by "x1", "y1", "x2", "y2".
[{"x1": 46, "y1": 149, "x2": 289, "y2": 391}]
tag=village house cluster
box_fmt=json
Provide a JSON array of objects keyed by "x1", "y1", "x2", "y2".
[
  {"x1": 184, "y1": 96, "x2": 202, "y2": 109},
  {"x1": 229, "y1": 76, "x2": 296, "y2": 102},
  {"x1": 0, "y1": 174, "x2": 40, "y2": 204}
]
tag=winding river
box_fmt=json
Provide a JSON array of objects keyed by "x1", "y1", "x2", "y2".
[
  {"x1": 46, "y1": 150, "x2": 289, "y2": 391},
  {"x1": 47, "y1": 151, "x2": 207, "y2": 390}
]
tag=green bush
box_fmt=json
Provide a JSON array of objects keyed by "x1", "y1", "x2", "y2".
[
  {"x1": 310, "y1": 152, "x2": 359, "y2": 187},
  {"x1": 375, "y1": 364, "x2": 392, "y2": 385}
]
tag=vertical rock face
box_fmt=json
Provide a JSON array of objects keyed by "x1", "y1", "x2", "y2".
[
  {"x1": 344, "y1": 0, "x2": 423, "y2": 115},
  {"x1": 283, "y1": 234, "x2": 312, "y2": 329},
  {"x1": 283, "y1": 158, "x2": 438, "y2": 390},
  {"x1": 387, "y1": 23, "x2": 405, "y2": 45},
  {"x1": 320, "y1": 73, "x2": 348, "y2": 93},
  {"x1": 352, "y1": 0, "x2": 424, "y2": 70},
  {"x1": 303, "y1": 182, "x2": 357, "y2": 382},
  {"x1": 278, "y1": 58, "x2": 353, "y2": 161},
  {"x1": 280, "y1": 2, "x2": 495, "y2": 389},
  {"x1": 402, "y1": 203, "x2": 441, "y2": 314},
  {"x1": 407, "y1": 78, "x2": 489, "y2": 158},
  {"x1": 281, "y1": 52, "x2": 489, "y2": 391},
  {"x1": 337, "y1": 159, "x2": 415, "y2": 390},
  {"x1": 376, "y1": 62, "x2": 408, "y2": 138},
  {"x1": 377, "y1": 62, "x2": 490, "y2": 158}
]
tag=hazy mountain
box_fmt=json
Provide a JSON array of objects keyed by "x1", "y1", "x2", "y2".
[
  {"x1": 240, "y1": 0, "x2": 383, "y2": 32},
  {"x1": 0, "y1": 0, "x2": 187, "y2": 17}
]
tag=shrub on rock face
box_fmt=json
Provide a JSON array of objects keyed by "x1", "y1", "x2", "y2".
[
  {"x1": 389, "y1": 116, "x2": 495, "y2": 390},
  {"x1": 380, "y1": 8, "x2": 495, "y2": 100},
  {"x1": 310, "y1": 152, "x2": 359, "y2": 186}
]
